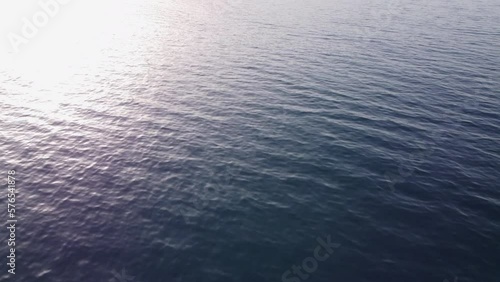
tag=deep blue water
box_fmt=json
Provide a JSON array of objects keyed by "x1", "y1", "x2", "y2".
[{"x1": 1, "y1": 0, "x2": 499, "y2": 281}]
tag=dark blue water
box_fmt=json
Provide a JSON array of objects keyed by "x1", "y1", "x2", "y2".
[{"x1": 1, "y1": 0, "x2": 499, "y2": 281}]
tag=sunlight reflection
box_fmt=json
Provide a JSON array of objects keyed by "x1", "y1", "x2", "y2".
[{"x1": 0, "y1": 0, "x2": 141, "y2": 116}]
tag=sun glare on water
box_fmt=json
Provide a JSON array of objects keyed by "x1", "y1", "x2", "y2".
[{"x1": 0, "y1": 0, "x2": 130, "y2": 113}]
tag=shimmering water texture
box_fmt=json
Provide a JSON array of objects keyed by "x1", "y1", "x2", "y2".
[{"x1": 0, "y1": 0, "x2": 499, "y2": 281}]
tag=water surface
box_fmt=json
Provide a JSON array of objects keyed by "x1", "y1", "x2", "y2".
[{"x1": 0, "y1": 0, "x2": 499, "y2": 281}]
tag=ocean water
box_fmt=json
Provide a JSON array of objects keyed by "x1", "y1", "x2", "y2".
[{"x1": 1, "y1": 0, "x2": 499, "y2": 281}]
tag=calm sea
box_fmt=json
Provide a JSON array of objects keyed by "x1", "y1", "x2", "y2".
[{"x1": 0, "y1": 0, "x2": 499, "y2": 281}]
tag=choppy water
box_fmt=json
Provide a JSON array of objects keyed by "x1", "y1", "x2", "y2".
[{"x1": 1, "y1": 0, "x2": 499, "y2": 281}]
